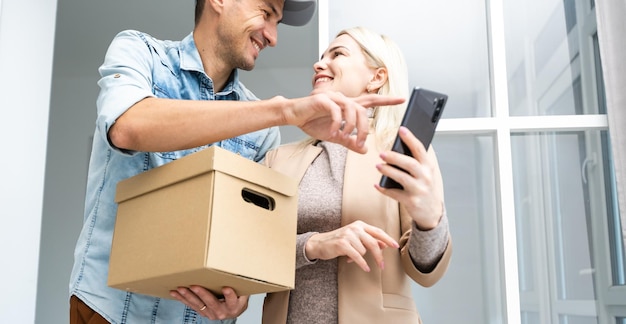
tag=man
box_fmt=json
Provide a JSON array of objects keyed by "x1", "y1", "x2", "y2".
[{"x1": 69, "y1": 0, "x2": 404, "y2": 323}]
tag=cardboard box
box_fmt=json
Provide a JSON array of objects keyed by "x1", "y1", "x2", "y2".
[{"x1": 108, "y1": 146, "x2": 298, "y2": 299}]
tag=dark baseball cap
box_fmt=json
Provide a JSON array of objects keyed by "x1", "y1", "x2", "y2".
[{"x1": 282, "y1": 0, "x2": 317, "y2": 26}]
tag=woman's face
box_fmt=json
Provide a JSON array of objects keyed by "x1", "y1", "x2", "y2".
[{"x1": 312, "y1": 34, "x2": 376, "y2": 97}]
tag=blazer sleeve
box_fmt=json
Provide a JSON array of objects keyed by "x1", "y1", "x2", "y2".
[{"x1": 398, "y1": 203, "x2": 452, "y2": 288}]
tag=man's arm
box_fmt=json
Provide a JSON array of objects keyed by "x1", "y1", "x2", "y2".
[{"x1": 109, "y1": 92, "x2": 404, "y2": 154}]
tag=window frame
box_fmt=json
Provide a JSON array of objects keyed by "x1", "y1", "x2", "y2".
[{"x1": 318, "y1": 0, "x2": 619, "y2": 322}]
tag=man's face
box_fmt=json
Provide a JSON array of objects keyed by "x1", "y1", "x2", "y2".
[
  {"x1": 312, "y1": 34, "x2": 377, "y2": 97},
  {"x1": 217, "y1": 0, "x2": 284, "y2": 71}
]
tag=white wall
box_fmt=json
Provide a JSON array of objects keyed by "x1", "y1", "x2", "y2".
[{"x1": 0, "y1": 0, "x2": 57, "y2": 322}]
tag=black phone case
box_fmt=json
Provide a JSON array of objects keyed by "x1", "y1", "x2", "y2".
[{"x1": 379, "y1": 87, "x2": 447, "y2": 189}]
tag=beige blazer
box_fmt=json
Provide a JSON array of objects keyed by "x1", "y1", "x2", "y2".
[{"x1": 261, "y1": 134, "x2": 452, "y2": 324}]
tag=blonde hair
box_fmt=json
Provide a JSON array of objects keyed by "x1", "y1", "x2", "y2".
[
  {"x1": 339, "y1": 26, "x2": 409, "y2": 149},
  {"x1": 302, "y1": 26, "x2": 410, "y2": 150}
]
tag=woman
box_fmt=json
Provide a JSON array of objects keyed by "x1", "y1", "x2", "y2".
[{"x1": 261, "y1": 26, "x2": 452, "y2": 324}]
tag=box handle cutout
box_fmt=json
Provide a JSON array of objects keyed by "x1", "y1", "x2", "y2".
[{"x1": 241, "y1": 188, "x2": 275, "y2": 211}]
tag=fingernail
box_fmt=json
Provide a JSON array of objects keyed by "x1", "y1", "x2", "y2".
[{"x1": 380, "y1": 261, "x2": 385, "y2": 270}]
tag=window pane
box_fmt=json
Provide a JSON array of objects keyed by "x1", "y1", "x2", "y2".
[
  {"x1": 559, "y1": 315, "x2": 598, "y2": 324},
  {"x1": 503, "y1": 0, "x2": 601, "y2": 116},
  {"x1": 593, "y1": 36, "x2": 626, "y2": 287},
  {"x1": 607, "y1": 137, "x2": 626, "y2": 286},
  {"x1": 328, "y1": 0, "x2": 491, "y2": 118},
  {"x1": 412, "y1": 134, "x2": 503, "y2": 323},
  {"x1": 522, "y1": 312, "x2": 541, "y2": 324},
  {"x1": 512, "y1": 130, "x2": 617, "y2": 320}
]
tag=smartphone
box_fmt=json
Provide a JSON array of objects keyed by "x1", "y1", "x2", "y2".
[{"x1": 379, "y1": 87, "x2": 447, "y2": 189}]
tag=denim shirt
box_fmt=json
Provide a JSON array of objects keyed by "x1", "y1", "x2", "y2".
[{"x1": 69, "y1": 30, "x2": 280, "y2": 324}]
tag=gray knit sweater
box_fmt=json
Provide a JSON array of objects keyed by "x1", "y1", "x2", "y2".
[{"x1": 286, "y1": 142, "x2": 450, "y2": 324}]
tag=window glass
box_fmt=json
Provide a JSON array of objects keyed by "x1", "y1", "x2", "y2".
[
  {"x1": 522, "y1": 312, "x2": 541, "y2": 324},
  {"x1": 412, "y1": 134, "x2": 503, "y2": 323},
  {"x1": 512, "y1": 130, "x2": 615, "y2": 319},
  {"x1": 503, "y1": 0, "x2": 625, "y2": 318},
  {"x1": 592, "y1": 33, "x2": 626, "y2": 287},
  {"x1": 503, "y1": 0, "x2": 601, "y2": 116},
  {"x1": 328, "y1": 0, "x2": 491, "y2": 118},
  {"x1": 558, "y1": 315, "x2": 598, "y2": 324}
]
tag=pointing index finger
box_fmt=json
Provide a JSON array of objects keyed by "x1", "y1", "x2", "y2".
[{"x1": 355, "y1": 94, "x2": 405, "y2": 108}]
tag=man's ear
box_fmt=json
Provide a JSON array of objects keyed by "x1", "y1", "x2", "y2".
[
  {"x1": 207, "y1": 0, "x2": 225, "y2": 15},
  {"x1": 367, "y1": 67, "x2": 388, "y2": 93}
]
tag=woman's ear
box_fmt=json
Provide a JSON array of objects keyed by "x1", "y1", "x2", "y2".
[{"x1": 367, "y1": 68, "x2": 388, "y2": 93}]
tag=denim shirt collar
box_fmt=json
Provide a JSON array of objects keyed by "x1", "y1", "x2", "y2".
[{"x1": 181, "y1": 32, "x2": 242, "y2": 98}]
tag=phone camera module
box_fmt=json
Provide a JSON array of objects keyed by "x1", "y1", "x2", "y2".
[{"x1": 432, "y1": 97, "x2": 445, "y2": 122}]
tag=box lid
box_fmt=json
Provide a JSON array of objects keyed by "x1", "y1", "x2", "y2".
[{"x1": 115, "y1": 146, "x2": 297, "y2": 203}]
